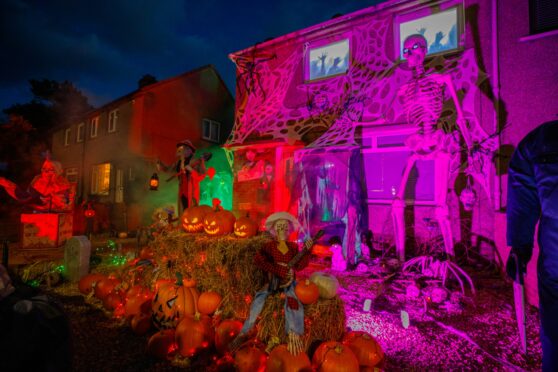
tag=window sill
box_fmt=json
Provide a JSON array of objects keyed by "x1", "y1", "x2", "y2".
[{"x1": 519, "y1": 29, "x2": 558, "y2": 42}]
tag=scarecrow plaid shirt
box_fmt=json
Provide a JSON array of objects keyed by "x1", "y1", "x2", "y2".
[{"x1": 254, "y1": 240, "x2": 310, "y2": 279}]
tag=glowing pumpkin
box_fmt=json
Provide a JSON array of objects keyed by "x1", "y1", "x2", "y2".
[
  {"x1": 147, "y1": 329, "x2": 177, "y2": 360},
  {"x1": 197, "y1": 291, "x2": 222, "y2": 315},
  {"x1": 312, "y1": 341, "x2": 359, "y2": 372},
  {"x1": 181, "y1": 205, "x2": 213, "y2": 233},
  {"x1": 175, "y1": 313, "x2": 214, "y2": 357},
  {"x1": 234, "y1": 216, "x2": 258, "y2": 238},
  {"x1": 151, "y1": 274, "x2": 199, "y2": 329},
  {"x1": 342, "y1": 331, "x2": 384, "y2": 369},
  {"x1": 267, "y1": 344, "x2": 311, "y2": 372},
  {"x1": 214, "y1": 319, "x2": 243, "y2": 354},
  {"x1": 294, "y1": 279, "x2": 319, "y2": 305},
  {"x1": 203, "y1": 200, "x2": 236, "y2": 236}
]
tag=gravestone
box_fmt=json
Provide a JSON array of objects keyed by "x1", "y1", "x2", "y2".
[{"x1": 64, "y1": 236, "x2": 91, "y2": 282}]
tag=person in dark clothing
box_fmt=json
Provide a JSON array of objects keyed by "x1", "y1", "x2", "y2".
[{"x1": 506, "y1": 120, "x2": 558, "y2": 371}]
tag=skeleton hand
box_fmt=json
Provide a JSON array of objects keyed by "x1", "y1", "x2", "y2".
[{"x1": 287, "y1": 332, "x2": 304, "y2": 355}]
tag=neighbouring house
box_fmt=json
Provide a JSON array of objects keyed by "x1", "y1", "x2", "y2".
[
  {"x1": 52, "y1": 65, "x2": 234, "y2": 233},
  {"x1": 227, "y1": 0, "x2": 558, "y2": 305}
]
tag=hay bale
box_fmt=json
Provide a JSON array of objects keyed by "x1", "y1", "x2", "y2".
[{"x1": 149, "y1": 230, "x2": 346, "y2": 349}]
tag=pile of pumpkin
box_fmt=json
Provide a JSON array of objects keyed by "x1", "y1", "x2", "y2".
[{"x1": 77, "y1": 269, "x2": 384, "y2": 371}]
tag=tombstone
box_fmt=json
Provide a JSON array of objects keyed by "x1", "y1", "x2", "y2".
[{"x1": 64, "y1": 236, "x2": 91, "y2": 282}]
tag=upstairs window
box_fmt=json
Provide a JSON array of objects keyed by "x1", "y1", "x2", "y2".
[
  {"x1": 108, "y1": 109, "x2": 119, "y2": 133},
  {"x1": 306, "y1": 38, "x2": 350, "y2": 82},
  {"x1": 91, "y1": 163, "x2": 111, "y2": 195},
  {"x1": 76, "y1": 122, "x2": 85, "y2": 142},
  {"x1": 202, "y1": 119, "x2": 220, "y2": 143},
  {"x1": 64, "y1": 128, "x2": 71, "y2": 146},
  {"x1": 90, "y1": 116, "x2": 99, "y2": 138},
  {"x1": 530, "y1": 0, "x2": 558, "y2": 34}
]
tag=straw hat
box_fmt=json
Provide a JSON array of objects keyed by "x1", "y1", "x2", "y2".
[
  {"x1": 265, "y1": 212, "x2": 301, "y2": 233},
  {"x1": 176, "y1": 139, "x2": 196, "y2": 151}
]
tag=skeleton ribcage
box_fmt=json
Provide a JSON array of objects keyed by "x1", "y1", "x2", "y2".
[{"x1": 402, "y1": 76, "x2": 444, "y2": 135}]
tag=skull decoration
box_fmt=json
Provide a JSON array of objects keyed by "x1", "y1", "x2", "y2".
[
  {"x1": 181, "y1": 205, "x2": 213, "y2": 233},
  {"x1": 233, "y1": 216, "x2": 258, "y2": 238},
  {"x1": 459, "y1": 178, "x2": 477, "y2": 212}
]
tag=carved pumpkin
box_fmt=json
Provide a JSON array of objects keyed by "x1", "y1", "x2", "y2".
[
  {"x1": 234, "y1": 344, "x2": 267, "y2": 372},
  {"x1": 130, "y1": 312, "x2": 152, "y2": 335},
  {"x1": 342, "y1": 331, "x2": 384, "y2": 369},
  {"x1": 312, "y1": 341, "x2": 359, "y2": 372},
  {"x1": 267, "y1": 344, "x2": 311, "y2": 372},
  {"x1": 294, "y1": 279, "x2": 319, "y2": 305},
  {"x1": 94, "y1": 277, "x2": 121, "y2": 300},
  {"x1": 214, "y1": 319, "x2": 243, "y2": 354},
  {"x1": 147, "y1": 329, "x2": 177, "y2": 360},
  {"x1": 78, "y1": 273, "x2": 105, "y2": 294},
  {"x1": 204, "y1": 199, "x2": 236, "y2": 236},
  {"x1": 181, "y1": 205, "x2": 213, "y2": 233},
  {"x1": 309, "y1": 272, "x2": 339, "y2": 299},
  {"x1": 151, "y1": 274, "x2": 199, "y2": 329},
  {"x1": 175, "y1": 313, "x2": 214, "y2": 357},
  {"x1": 234, "y1": 216, "x2": 258, "y2": 238},
  {"x1": 197, "y1": 291, "x2": 222, "y2": 315}
]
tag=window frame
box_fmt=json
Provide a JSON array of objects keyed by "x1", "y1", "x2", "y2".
[
  {"x1": 108, "y1": 109, "x2": 118, "y2": 133},
  {"x1": 76, "y1": 122, "x2": 85, "y2": 142},
  {"x1": 304, "y1": 33, "x2": 351, "y2": 83},
  {"x1": 90, "y1": 116, "x2": 99, "y2": 138},
  {"x1": 64, "y1": 128, "x2": 72, "y2": 146},
  {"x1": 202, "y1": 118, "x2": 221, "y2": 143},
  {"x1": 90, "y1": 162, "x2": 112, "y2": 196}
]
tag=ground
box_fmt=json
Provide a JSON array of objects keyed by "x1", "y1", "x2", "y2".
[{"x1": 30, "y1": 255, "x2": 541, "y2": 371}]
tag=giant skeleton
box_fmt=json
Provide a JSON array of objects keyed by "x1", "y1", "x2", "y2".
[{"x1": 392, "y1": 34, "x2": 495, "y2": 261}]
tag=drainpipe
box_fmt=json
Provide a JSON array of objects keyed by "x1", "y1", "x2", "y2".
[{"x1": 491, "y1": 0, "x2": 501, "y2": 210}]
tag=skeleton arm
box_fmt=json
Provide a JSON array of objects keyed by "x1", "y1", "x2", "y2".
[{"x1": 441, "y1": 73, "x2": 472, "y2": 147}]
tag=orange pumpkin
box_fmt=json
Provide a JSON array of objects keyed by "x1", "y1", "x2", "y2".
[
  {"x1": 103, "y1": 290, "x2": 124, "y2": 310},
  {"x1": 197, "y1": 291, "x2": 222, "y2": 315},
  {"x1": 294, "y1": 279, "x2": 319, "y2": 305},
  {"x1": 94, "y1": 277, "x2": 121, "y2": 300},
  {"x1": 342, "y1": 331, "x2": 384, "y2": 369},
  {"x1": 151, "y1": 274, "x2": 199, "y2": 329},
  {"x1": 147, "y1": 329, "x2": 177, "y2": 360},
  {"x1": 130, "y1": 313, "x2": 152, "y2": 335},
  {"x1": 214, "y1": 319, "x2": 243, "y2": 354},
  {"x1": 234, "y1": 344, "x2": 267, "y2": 372},
  {"x1": 204, "y1": 200, "x2": 236, "y2": 236},
  {"x1": 267, "y1": 344, "x2": 311, "y2": 372},
  {"x1": 312, "y1": 341, "x2": 359, "y2": 372},
  {"x1": 175, "y1": 313, "x2": 214, "y2": 357},
  {"x1": 124, "y1": 285, "x2": 153, "y2": 316},
  {"x1": 78, "y1": 273, "x2": 105, "y2": 294},
  {"x1": 139, "y1": 247, "x2": 154, "y2": 260},
  {"x1": 181, "y1": 205, "x2": 213, "y2": 233},
  {"x1": 234, "y1": 216, "x2": 258, "y2": 238}
]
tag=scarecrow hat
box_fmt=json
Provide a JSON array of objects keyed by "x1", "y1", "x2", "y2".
[
  {"x1": 176, "y1": 139, "x2": 196, "y2": 151},
  {"x1": 265, "y1": 211, "x2": 301, "y2": 233}
]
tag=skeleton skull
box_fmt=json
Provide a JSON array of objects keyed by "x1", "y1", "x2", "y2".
[{"x1": 403, "y1": 34, "x2": 427, "y2": 68}]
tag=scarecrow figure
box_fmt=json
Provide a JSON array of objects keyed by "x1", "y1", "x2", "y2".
[
  {"x1": 0, "y1": 156, "x2": 74, "y2": 212},
  {"x1": 231, "y1": 212, "x2": 316, "y2": 355},
  {"x1": 157, "y1": 140, "x2": 210, "y2": 214}
]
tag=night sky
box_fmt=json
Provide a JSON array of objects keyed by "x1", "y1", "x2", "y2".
[{"x1": 1, "y1": 0, "x2": 385, "y2": 114}]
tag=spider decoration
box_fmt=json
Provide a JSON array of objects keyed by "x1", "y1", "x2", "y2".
[{"x1": 232, "y1": 52, "x2": 276, "y2": 101}]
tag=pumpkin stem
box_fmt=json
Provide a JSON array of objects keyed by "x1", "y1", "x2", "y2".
[
  {"x1": 212, "y1": 198, "x2": 223, "y2": 211},
  {"x1": 175, "y1": 272, "x2": 183, "y2": 286}
]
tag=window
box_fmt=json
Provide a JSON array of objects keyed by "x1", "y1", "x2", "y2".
[
  {"x1": 202, "y1": 119, "x2": 220, "y2": 142},
  {"x1": 64, "y1": 128, "x2": 71, "y2": 146},
  {"x1": 76, "y1": 122, "x2": 85, "y2": 142},
  {"x1": 394, "y1": 1, "x2": 463, "y2": 60},
  {"x1": 90, "y1": 116, "x2": 99, "y2": 138},
  {"x1": 108, "y1": 109, "x2": 118, "y2": 133},
  {"x1": 362, "y1": 125, "x2": 435, "y2": 204},
  {"x1": 530, "y1": 0, "x2": 558, "y2": 34},
  {"x1": 65, "y1": 168, "x2": 79, "y2": 183},
  {"x1": 91, "y1": 163, "x2": 111, "y2": 195},
  {"x1": 306, "y1": 38, "x2": 350, "y2": 82}
]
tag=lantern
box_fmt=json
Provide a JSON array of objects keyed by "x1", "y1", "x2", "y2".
[
  {"x1": 149, "y1": 173, "x2": 159, "y2": 190},
  {"x1": 84, "y1": 206, "x2": 95, "y2": 218}
]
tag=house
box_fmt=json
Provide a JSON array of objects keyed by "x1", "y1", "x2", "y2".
[
  {"x1": 52, "y1": 65, "x2": 234, "y2": 233},
  {"x1": 227, "y1": 0, "x2": 557, "y2": 304}
]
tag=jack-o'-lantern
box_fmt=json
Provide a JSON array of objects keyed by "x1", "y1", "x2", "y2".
[
  {"x1": 234, "y1": 216, "x2": 258, "y2": 238},
  {"x1": 151, "y1": 273, "x2": 199, "y2": 329},
  {"x1": 181, "y1": 205, "x2": 213, "y2": 233},
  {"x1": 203, "y1": 199, "x2": 236, "y2": 236}
]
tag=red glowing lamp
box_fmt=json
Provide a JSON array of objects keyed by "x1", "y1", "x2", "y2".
[
  {"x1": 149, "y1": 173, "x2": 159, "y2": 191},
  {"x1": 84, "y1": 207, "x2": 96, "y2": 218}
]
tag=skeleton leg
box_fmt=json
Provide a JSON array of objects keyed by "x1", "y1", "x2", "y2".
[
  {"x1": 392, "y1": 154, "x2": 418, "y2": 262},
  {"x1": 433, "y1": 152, "x2": 454, "y2": 257}
]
